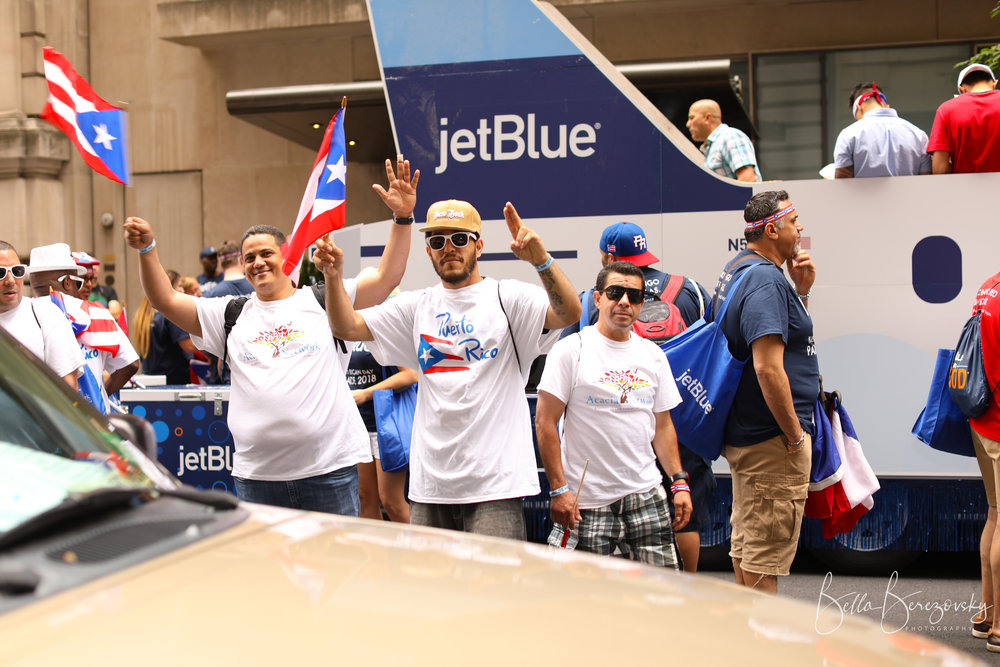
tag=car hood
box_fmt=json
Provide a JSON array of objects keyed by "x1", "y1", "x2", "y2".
[{"x1": 0, "y1": 503, "x2": 978, "y2": 666}]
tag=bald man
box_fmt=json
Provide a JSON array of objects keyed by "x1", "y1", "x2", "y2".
[{"x1": 686, "y1": 99, "x2": 761, "y2": 182}]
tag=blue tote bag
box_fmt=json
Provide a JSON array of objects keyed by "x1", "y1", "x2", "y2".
[
  {"x1": 373, "y1": 384, "x2": 418, "y2": 472},
  {"x1": 912, "y1": 348, "x2": 975, "y2": 457},
  {"x1": 659, "y1": 265, "x2": 758, "y2": 461}
]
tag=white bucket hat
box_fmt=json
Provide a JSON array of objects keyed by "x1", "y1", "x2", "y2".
[{"x1": 28, "y1": 243, "x2": 86, "y2": 275}]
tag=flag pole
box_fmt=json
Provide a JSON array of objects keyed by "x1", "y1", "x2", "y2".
[{"x1": 559, "y1": 458, "x2": 589, "y2": 548}]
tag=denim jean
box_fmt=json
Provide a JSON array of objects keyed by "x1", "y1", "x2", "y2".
[
  {"x1": 410, "y1": 498, "x2": 526, "y2": 540},
  {"x1": 233, "y1": 465, "x2": 360, "y2": 517}
]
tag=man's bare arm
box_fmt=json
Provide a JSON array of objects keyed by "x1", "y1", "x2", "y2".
[
  {"x1": 932, "y1": 151, "x2": 953, "y2": 175},
  {"x1": 123, "y1": 217, "x2": 202, "y2": 337},
  {"x1": 503, "y1": 202, "x2": 581, "y2": 329},
  {"x1": 751, "y1": 334, "x2": 808, "y2": 449},
  {"x1": 314, "y1": 236, "x2": 374, "y2": 341}
]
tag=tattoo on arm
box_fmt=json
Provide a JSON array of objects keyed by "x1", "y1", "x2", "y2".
[{"x1": 539, "y1": 267, "x2": 568, "y2": 315}]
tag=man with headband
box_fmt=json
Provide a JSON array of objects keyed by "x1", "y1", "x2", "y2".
[
  {"x1": 833, "y1": 82, "x2": 930, "y2": 178},
  {"x1": 712, "y1": 190, "x2": 818, "y2": 594}
]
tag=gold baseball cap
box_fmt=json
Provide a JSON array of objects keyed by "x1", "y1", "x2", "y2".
[{"x1": 418, "y1": 200, "x2": 482, "y2": 235}]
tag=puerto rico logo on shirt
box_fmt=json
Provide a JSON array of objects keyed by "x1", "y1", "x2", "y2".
[
  {"x1": 597, "y1": 369, "x2": 652, "y2": 404},
  {"x1": 418, "y1": 334, "x2": 469, "y2": 374},
  {"x1": 251, "y1": 323, "x2": 303, "y2": 358}
]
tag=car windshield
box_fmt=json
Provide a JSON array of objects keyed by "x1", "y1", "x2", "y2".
[{"x1": 0, "y1": 329, "x2": 173, "y2": 535}]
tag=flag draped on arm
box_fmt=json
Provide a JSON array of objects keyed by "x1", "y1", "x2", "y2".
[
  {"x1": 48, "y1": 291, "x2": 122, "y2": 356},
  {"x1": 40, "y1": 46, "x2": 131, "y2": 185},
  {"x1": 281, "y1": 107, "x2": 347, "y2": 284}
]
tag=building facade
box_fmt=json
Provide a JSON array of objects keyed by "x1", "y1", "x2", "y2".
[{"x1": 2, "y1": 0, "x2": 995, "y2": 312}]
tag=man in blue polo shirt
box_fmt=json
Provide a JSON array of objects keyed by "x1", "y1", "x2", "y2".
[
  {"x1": 833, "y1": 81, "x2": 930, "y2": 178},
  {"x1": 713, "y1": 189, "x2": 818, "y2": 594}
]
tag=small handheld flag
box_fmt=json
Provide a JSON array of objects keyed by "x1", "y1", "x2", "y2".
[
  {"x1": 282, "y1": 99, "x2": 347, "y2": 284},
  {"x1": 40, "y1": 46, "x2": 131, "y2": 185}
]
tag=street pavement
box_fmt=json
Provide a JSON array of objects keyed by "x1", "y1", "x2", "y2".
[{"x1": 702, "y1": 550, "x2": 991, "y2": 660}]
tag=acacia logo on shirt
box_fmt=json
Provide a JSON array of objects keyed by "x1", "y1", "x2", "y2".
[
  {"x1": 250, "y1": 323, "x2": 303, "y2": 358},
  {"x1": 597, "y1": 369, "x2": 652, "y2": 404}
]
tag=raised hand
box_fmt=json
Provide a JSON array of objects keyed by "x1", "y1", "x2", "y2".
[
  {"x1": 504, "y1": 201, "x2": 548, "y2": 266},
  {"x1": 372, "y1": 154, "x2": 419, "y2": 218},
  {"x1": 313, "y1": 234, "x2": 344, "y2": 279},
  {"x1": 123, "y1": 217, "x2": 155, "y2": 249}
]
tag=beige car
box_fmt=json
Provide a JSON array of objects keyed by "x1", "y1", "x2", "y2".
[{"x1": 0, "y1": 330, "x2": 980, "y2": 666}]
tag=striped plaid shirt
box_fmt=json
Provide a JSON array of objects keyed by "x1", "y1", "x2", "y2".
[{"x1": 701, "y1": 123, "x2": 762, "y2": 181}]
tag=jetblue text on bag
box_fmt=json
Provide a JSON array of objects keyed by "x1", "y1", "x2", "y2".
[{"x1": 659, "y1": 262, "x2": 761, "y2": 460}]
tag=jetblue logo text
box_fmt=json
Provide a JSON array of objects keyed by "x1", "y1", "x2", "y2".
[
  {"x1": 177, "y1": 445, "x2": 233, "y2": 476},
  {"x1": 436, "y1": 115, "x2": 599, "y2": 174},
  {"x1": 676, "y1": 368, "x2": 713, "y2": 414}
]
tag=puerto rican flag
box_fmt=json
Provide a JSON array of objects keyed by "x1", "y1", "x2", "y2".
[
  {"x1": 39, "y1": 47, "x2": 130, "y2": 186},
  {"x1": 417, "y1": 335, "x2": 468, "y2": 374},
  {"x1": 806, "y1": 397, "x2": 880, "y2": 539},
  {"x1": 282, "y1": 106, "x2": 347, "y2": 284},
  {"x1": 48, "y1": 291, "x2": 121, "y2": 356}
]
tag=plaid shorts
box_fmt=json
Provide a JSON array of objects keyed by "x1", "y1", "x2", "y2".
[{"x1": 566, "y1": 485, "x2": 680, "y2": 570}]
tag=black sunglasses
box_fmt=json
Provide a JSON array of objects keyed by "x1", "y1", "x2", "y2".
[
  {"x1": 599, "y1": 285, "x2": 645, "y2": 305},
  {"x1": 0, "y1": 265, "x2": 27, "y2": 280}
]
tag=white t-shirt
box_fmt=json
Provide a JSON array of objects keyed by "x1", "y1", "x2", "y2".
[
  {"x1": 537, "y1": 326, "x2": 682, "y2": 509},
  {"x1": 192, "y1": 283, "x2": 370, "y2": 481},
  {"x1": 361, "y1": 277, "x2": 559, "y2": 503},
  {"x1": 0, "y1": 298, "x2": 84, "y2": 378}
]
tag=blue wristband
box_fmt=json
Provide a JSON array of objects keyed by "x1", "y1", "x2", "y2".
[
  {"x1": 549, "y1": 484, "x2": 569, "y2": 497},
  {"x1": 137, "y1": 239, "x2": 157, "y2": 254},
  {"x1": 534, "y1": 255, "x2": 553, "y2": 272}
]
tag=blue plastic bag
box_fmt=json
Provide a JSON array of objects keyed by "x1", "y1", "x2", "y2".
[
  {"x1": 912, "y1": 348, "x2": 974, "y2": 457},
  {"x1": 659, "y1": 265, "x2": 758, "y2": 460},
  {"x1": 373, "y1": 384, "x2": 417, "y2": 472}
]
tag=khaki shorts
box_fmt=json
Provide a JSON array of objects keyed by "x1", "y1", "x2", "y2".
[
  {"x1": 972, "y1": 429, "x2": 1000, "y2": 508},
  {"x1": 724, "y1": 433, "x2": 811, "y2": 577}
]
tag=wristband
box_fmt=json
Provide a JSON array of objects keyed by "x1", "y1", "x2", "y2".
[
  {"x1": 534, "y1": 255, "x2": 553, "y2": 272},
  {"x1": 670, "y1": 482, "x2": 691, "y2": 494},
  {"x1": 137, "y1": 239, "x2": 157, "y2": 254},
  {"x1": 669, "y1": 471, "x2": 690, "y2": 484},
  {"x1": 797, "y1": 290, "x2": 811, "y2": 300},
  {"x1": 787, "y1": 431, "x2": 807, "y2": 448},
  {"x1": 393, "y1": 216, "x2": 414, "y2": 225},
  {"x1": 549, "y1": 484, "x2": 570, "y2": 497}
]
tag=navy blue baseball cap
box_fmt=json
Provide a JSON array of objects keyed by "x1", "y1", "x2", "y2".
[{"x1": 600, "y1": 221, "x2": 658, "y2": 266}]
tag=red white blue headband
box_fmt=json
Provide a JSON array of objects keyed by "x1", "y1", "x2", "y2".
[
  {"x1": 852, "y1": 83, "x2": 887, "y2": 116},
  {"x1": 746, "y1": 204, "x2": 795, "y2": 229}
]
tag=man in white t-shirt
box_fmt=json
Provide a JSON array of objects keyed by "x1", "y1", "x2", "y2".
[
  {"x1": 28, "y1": 243, "x2": 140, "y2": 414},
  {"x1": 123, "y1": 156, "x2": 418, "y2": 516},
  {"x1": 316, "y1": 198, "x2": 582, "y2": 539},
  {"x1": 0, "y1": 241, "x2": 83, "y2": 387},
  {"x1": 535, "y1": 261, "x2": 692, "y2": 568}
]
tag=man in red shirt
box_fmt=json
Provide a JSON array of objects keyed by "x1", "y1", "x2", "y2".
[
  {"x1": 970, "y1": 270, "x2": 1000, "y2": 653},
  {"x1": 928, "y1": 63, "x2": 1000, "y2": 174}
]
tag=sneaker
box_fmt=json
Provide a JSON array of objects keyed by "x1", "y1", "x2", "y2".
[
  {"x1": 988, "y1": 635, "x2": 1000, "y2": 653},
  {"x1": 973, "y1": 620, "x2": 992, "y2": 639}
]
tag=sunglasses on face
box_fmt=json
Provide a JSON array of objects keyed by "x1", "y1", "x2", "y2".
[
  {"x1": 599, "y1": 285, "x2": 645, "y2": 305},
  {"x1": 58, "y1": 274, "x2": 86, "y2": 288},
  {"x1": 0, "y1": 265, "x2": 27, "y2": 280},
  {"x1": 425, "y1": 232, "x2": 478, "y2": 251}
]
